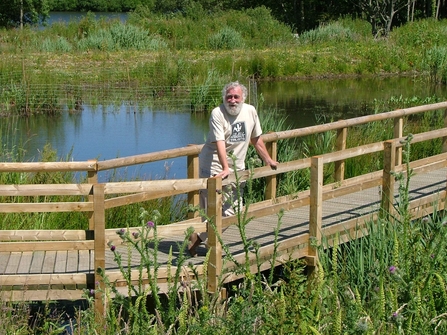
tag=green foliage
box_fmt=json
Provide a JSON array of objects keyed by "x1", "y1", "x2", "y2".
[
  {"x1": 76, "y1": 22, "x2": 168, "y2": 51},
  {"x1": 422, "y1": 46, "x2": 447, "y2": 84},
  {"x1": 189, "y1": 68, "x2": 223, "y2": 112},
  {"x1": 0, "y1": 0, "x2": 50, "y2": 28},
  {"x1": 318, "y1": 137, "x2": 447, "y2": 334},
  {"x1": 299, "y1": 21, "x2": 356, "y2": 45},
  {"x1": 208, "y1": 27, "x2": 244, "y2": 50},
  {"x1": 40, "y1": 36, "x2": 73, "y2": 52}
]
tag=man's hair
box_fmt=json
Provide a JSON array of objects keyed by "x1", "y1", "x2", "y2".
[{"x1": 222, "y1": 81, "x2": 248, "y2": 101}]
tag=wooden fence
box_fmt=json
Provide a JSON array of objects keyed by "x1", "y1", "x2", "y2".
[{"x1": 1, "y1": 101, "x2": 447, "y2": 316}]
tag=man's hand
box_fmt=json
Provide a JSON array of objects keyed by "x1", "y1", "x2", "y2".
[
  {"x1": 214, "y1": 168, "x2": 230, "y2": 179},
  {"x1": 267, "y1": 159, "x2": 279, "y2": 170}
]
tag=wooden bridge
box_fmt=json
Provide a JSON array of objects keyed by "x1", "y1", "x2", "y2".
[{"x1": 1, "y1": 102, "x2": 447, "y2": 315}]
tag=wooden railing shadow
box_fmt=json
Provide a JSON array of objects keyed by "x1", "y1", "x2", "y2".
[{"x1": 0, "y1": 101, "x2": 447, "y2": 316}]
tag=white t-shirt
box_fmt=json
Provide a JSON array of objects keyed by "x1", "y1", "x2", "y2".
[{"x1": 199, "y1": 103, "x2": 263, "y2": 176}]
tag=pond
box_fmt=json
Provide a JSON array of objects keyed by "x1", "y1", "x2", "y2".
[{"x1": 3, "y1": 76, "x2": 447, "y2": 180}]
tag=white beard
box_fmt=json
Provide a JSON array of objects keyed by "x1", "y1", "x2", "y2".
[{"x1": 224, "y1": 101, "x2": 243, "y2": 116}]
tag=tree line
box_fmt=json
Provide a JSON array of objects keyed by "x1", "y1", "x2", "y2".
[{"x1": 1, "y1": 0, "x2": 447, "y2": 36}]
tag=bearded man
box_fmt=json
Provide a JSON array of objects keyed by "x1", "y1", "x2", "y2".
[{"x1": 188, "y1": 81, "x2": 278, "y2": 256}]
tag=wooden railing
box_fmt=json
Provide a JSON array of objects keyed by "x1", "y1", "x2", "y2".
[{"x1": 1, "y1": 101, "x2": 447, "y2": 315}]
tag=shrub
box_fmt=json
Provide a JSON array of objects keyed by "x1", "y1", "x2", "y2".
[{"x1": 208, "y1": 26, "x2": 244, "y2": 50}]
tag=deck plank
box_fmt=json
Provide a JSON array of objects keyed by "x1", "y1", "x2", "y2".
[
  {"x1": 42, "y1": 251, "x2": 56, "y2": 274},
  {"x1": 17, "y1": 252, "x2": 33, "y2": 275},
  {"x1": 0, "y1": 252, "x2": 11, "y2": 274},
  {"x1": 29, "y1": 251, "x2": 45, "y2": 274},
  {"x1": 4, "y1": 252, "x2": 21, "y2": 274}
]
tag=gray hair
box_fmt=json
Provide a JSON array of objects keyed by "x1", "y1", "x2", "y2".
[{"x1": 222, "y1": 81, "x2": 247, "y2": 101}]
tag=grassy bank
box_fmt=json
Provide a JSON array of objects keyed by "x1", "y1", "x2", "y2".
[{"x1": 2, "y1": 12, "x2": 447, "y2": 114}]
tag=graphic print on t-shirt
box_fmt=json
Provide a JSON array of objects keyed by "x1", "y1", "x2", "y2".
[{"x1": 229, "y1": 122, "x2": 246, "y2": 143}]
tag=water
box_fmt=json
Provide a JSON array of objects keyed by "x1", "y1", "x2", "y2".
[
  {"x1": 3, "y1": 77, "x2": 447, "y2": 180},
  {"x1": 44, "y1": 11, "x2": 128, "y2": 26}
]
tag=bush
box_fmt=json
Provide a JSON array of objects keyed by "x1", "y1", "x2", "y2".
[{"x1": 208, "y1": 27, "x2": 244, "y2": 50}]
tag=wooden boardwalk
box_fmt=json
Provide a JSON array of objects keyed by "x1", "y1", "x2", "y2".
[
  {"x1": 2, "y1": 102, "x2": 447, "y2": 307},
  {"x1": 1, "y1": 168, "x2": 445, "y2": 278}
]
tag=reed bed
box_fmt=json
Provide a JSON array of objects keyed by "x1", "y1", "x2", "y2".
[{"x1": 2, "y1": 16, "x2": 447, "y2": 115}]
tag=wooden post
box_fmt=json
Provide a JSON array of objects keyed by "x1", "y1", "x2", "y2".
[
  {"x1": 93, "y1": 183, "x2": 106, "y2": 323},
  {"x1": 308, "y1": 156, "x2": 323, "y2": 276},
  {"x1": 443, "y1": 109, "x2": 447, "y2": 153},
  {"x1": 187, "y1": 150, "x2": 200, "y2": 218},
  {"x1": 394, "y1": 117, "x2": 403, "y2": 166},
  {"x1": 335, "y1": 127, "x2": 347, "y2": 182},
  {"x1": 265, "y1": 139, "x2": 277, "y2": 200},
  {"x1": 207, "y1": 177, "x2": 222, "y2": 294},
  {"x1": 381, "y1": 140, "x2": 396, "y2": 219},
  {"x1": 87, "y1": 160, "x2": 98, "y2": 231}
]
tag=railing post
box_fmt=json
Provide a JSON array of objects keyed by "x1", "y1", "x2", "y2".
[
  {"x1": 381, "y1": 140, "x2": 396, "y2": 219},
  {"x1": 308, "y1": 156, "x2": 323, "y2": 276},
  {"x1": 87, "y1": 160, "x2": 98, "y2": 230},
  {"x1": 335, "y1": 127, "x2": 347, "y2": 182},
  {"x1": 187, "y1": 149, "x2": 200, "y2": 218},
  {"x1": 265, "y1": 138, "x2": 277, "y2": 200},
  {"x1": 394, "y1": 117, "x2": 403, "y2": 166},
  {"x1": 443, "y1": 109, "x2": 447, "y2": 153},
  {"x1": 93, "y1": 183, "x2": 106, "y2": 323},
  {"x1": 207, "y1": 177, "x2": 222, "y2": 294}
]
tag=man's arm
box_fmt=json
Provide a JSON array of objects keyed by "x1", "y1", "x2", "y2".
[
  {"x1": 214, "y1": 140, "x2": 231, "y2": 178},
  {"x1": 251, "y1": 136, "x2": 278, "y2": 169}
]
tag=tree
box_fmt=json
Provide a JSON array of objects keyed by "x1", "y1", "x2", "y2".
[
  {"x1": 350, "y1": 0, "x2": 416, "y2": 37},
  {"x1": 0, "y1": 0, "x2": 50, "y2": 28}
]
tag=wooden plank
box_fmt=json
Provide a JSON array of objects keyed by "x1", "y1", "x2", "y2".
[
  {"x1": 42, "y1": 251, "x2": 56, "y2": 274},
  {"x1": 0, "y1": 161, "x2": 97, "y2": 173},
  {"x1": 0, "y1": 240, "x2": 94, "y2": 252},
  {"x1": 0, "y1": 184, "x2": 92, "y2": 196},
  {"x1": 17, "y1": 252, "x2": 33, "y2": 274},
  {"x1": 0, "y1": 252, "x2": 11, "y2": 274},
  {"x1": 0, "y1": 230, "x2": 89, "y2": 242},
  {"x1": 77, "y1": 250, "x2": 91, "y2": 273},
  {"x1": 0, "y1": 273, "x2": 91, "y2": 287},
  {"x1": 262, "y1": 101, "x2": 447, "y2": 143},
  {"x1": 29, "y1": 251, "x2": 45, "y2": 274},
  {"x1": 104, "y1": 178, "x2": 207, "y2": 195},
  {"x1": 4, "y1": 252, "x2": 21, "y2": 274},
  {"x1": 0, "y1": 202, "x2": 93, "y2": 213},
  {"x1": 54, "y1": 251, "x2": 68, "y2": 273},
  {"x1": 66, "y1": 251, "x2": 79, "y2": 274},
  {"x1": 0, "y1": 289, "x2": 84, "y2": 302},
  {"x1": 97, "y1": 144, "x2": 203, "y2": 171}
]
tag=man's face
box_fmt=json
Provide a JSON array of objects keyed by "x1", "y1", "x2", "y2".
[{"x1": 224, "y1": 86, "x2": 243, "y2": 116}]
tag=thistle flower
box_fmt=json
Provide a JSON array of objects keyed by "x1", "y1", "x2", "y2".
[
  {"x1": 132, "y1": 231, "x2": 139, "y2": 239},
  {"x1": 389, "y1": 265, "x2": 396, "y2": 274},
  {"x1": 110, "y1": 245, "x2": 116, "y2": 252},
  {"x1": 147, "y1": 221, "x2": 155, "y2": 228},
  {"x1": 116, "y1": 228, "x2": 125, "y2": 236}
]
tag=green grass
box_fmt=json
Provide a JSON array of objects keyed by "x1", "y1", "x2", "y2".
[{"x1": 3, "y1": 16, "x2": 447, "y2": 115}]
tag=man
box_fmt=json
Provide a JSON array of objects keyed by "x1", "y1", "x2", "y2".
[{"x1": 188, "y1": 81, "x2": 278, "y2": 256}]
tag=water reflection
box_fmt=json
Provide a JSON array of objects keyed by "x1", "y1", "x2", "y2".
[
  {"x1": 258, "y1": 76, "x2": 446, "y2": 128},
  {"x1": 3, "y1": 77, "x2": 447, "y2": 180}
]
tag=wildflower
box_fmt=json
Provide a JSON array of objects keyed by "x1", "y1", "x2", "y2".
[
  {"x1": 89, "y1": 289, "x2": 95, "y2": 296},
  {"x1": 116, "y1": 228, "x2": 125, "y2": 236},
  {"x1": 392, "y1": 312, "x2": 398, "y2": 318},
  {"x1": 147, "y1": 221, "x2": 155, "y2": 228},
  {"x1": 389, "y1": 266, "x2": 396, "y2": 274},
  {"x1": 110, "y1": 245, "x2": 116, "y2": 252},
  {"x1": 132, "y1": 231, "x2": 139, "y2": 239}
]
